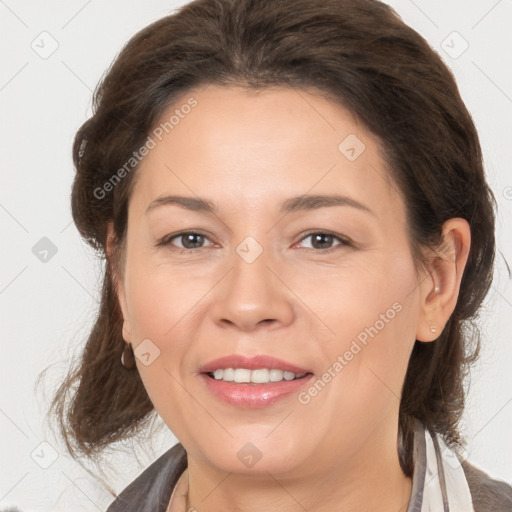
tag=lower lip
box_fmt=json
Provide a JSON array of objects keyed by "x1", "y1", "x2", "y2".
[{"x1": 199, "y1": 373, "x2": 314, "y2": 408}]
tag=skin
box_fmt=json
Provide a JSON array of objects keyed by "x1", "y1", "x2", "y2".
[{"x1": 108, "y1": 85, "x2": 470, "y2": 512}]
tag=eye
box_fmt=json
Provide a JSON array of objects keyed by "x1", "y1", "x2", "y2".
[
  {"x1": 157, "y1": 230, "x2": 351, "y2": 254},
  {"x1": 296, "y1": 231, "x2": 351, "y2": 251},
  {"x1": 157, "y1": 231, "x2": 214, "y2": 252}
]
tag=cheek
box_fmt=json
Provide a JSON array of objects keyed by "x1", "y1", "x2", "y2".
[
  {"x1": 121, "y1": 248, "x2": 219, "y2": 407},
  {"x1": 291, "y1": 254, "x2": 419, "y2": 458},
  {"x1": 298, "y1": 246, "x2": 418, "y2": 351},
  {"x1": 307, "y1": 250, "x2": 418, "y2": 396},
  {"x1": 123, "y1": 250, "x2": 213, "y2": 342},
  {"x1": 122, "y1": 259, "x2": 200, "y2": 421}
]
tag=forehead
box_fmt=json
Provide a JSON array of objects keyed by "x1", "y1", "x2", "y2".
[{"x1": 130, "y1": 85, "x2": 404, "y2": 220}]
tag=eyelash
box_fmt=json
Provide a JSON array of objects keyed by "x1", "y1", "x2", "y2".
[{"x1": 156, "y1": 230, "x2": 352, "y2": 255}]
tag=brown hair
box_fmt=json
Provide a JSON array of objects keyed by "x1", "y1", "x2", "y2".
[{"x1": 50, "y1": 0, "x2": 496, "y2": 476}]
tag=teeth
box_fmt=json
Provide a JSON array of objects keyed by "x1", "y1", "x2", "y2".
[
  {"x1": 222, "y1": 368, "x2": 235, "y2": 381},
  {"x1": 251, "y1": 369, "x2": 270, "y2": 383},
  {"x1": 234, "y1": 368, "x2": 251, "y2": 383},
  {"x1": 269, "y1": 369, "x2": 284, "y2": 382},
  {"x1": 210, "y1": 368, "x2": 307, "y2": 383}
]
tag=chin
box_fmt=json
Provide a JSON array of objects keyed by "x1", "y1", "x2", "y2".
[{"x1": 196, "y1": 434, "x2": 307, "y2": 476}]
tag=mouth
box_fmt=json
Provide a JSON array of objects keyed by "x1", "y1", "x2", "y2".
[
  {"x1": 198, "y1": 354, "x2": 314, "y2": 409},
  {"x1": 197, "y1": 354, "x2": 315, "y2": 408},
  {"x1": 204, "y1": 368, "x2": 313, "y2": 384}
]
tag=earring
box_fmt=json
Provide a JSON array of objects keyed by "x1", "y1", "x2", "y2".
[
  {"x1": 430, "y1": 324, "x2": 437, "y2": 334},
  {"x1": 121, "y1": 342, "x2": 136, "y2": 369}
]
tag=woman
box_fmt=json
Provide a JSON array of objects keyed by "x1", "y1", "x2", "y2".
[{"x1": 51, "y1": 0, "x2": 512, "y2": 510}]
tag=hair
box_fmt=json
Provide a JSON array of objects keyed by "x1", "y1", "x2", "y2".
[{"x1": 50, "y1": 0, "x2": 496, "y2": 476}]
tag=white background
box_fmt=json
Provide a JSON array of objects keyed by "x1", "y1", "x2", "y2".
[{"x1": 1, "y1": 0, "x2": 511, "y2": 510}]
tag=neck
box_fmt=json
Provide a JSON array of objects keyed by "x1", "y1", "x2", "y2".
[{"x1": 183, "y1": 420, "x2": 412, "y2": 512}]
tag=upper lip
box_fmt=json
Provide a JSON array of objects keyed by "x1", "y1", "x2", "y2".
[{"x1": 199, "y1": 354, "x2": 312, "y2": 375}]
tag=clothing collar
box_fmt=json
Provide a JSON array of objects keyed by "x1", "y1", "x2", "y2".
[{"x1": 407, "y1": 419, "x2": 474, "y2": 512}]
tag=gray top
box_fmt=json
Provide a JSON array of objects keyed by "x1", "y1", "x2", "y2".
[{"x1": 106, "y1": 421, "x2": 512, "y2": 511}]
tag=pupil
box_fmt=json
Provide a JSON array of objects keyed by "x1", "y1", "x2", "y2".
[{"x1": 313, "y1": 234, "x2": 333, "y2": 249}]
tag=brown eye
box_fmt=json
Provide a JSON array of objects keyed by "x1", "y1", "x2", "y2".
[
  {"x1": 159, "y1": 231, "x2": 214, "y2": 252},
  {"x1": 311, "y1": 233, "x2": 335, "y2": 249},
  {"x1": 297, "y1": 232, "x2": 350, "y2": 251},
  {"x1": 178, "y1": 233, "x2": 206, "y2": 249}
]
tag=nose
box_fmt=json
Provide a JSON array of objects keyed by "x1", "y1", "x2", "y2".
[{"x1": 211, "y1": 243, "x2": 295, "y2": 332}]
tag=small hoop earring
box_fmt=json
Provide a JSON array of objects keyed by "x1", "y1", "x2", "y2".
[{"x1": 121, "y1": 342, "x2": 136, "y2": 369}]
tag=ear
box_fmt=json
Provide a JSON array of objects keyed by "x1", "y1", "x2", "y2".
[
  {"x1": 106, "y1": 222, "x2": 132, "y2": 343},
  {"x1": 416, "y1": 218, "x2": 471, "y2": 342}
]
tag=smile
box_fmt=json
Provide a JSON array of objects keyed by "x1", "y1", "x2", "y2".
[
  {"x1": 200, "y1": 371, "x2": 314, "y2": 408},
  {"x1": 208, "y1": 368, "x2": 307, "y2": 383}
]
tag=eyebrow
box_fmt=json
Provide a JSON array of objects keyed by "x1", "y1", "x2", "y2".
[
  {"x1": 146, "y1": 194, "x2": 374, "y2": 216},
  {"x1": 279, "y1": 194, "x2": 374, "y2": 216}
]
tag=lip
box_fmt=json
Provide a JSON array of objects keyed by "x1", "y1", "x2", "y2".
[
  {"x1": 198, "y1": 354, "x2": 311, "y2": 374},
  {"x1": 197, "y1": 354, "x2": 314, "y2": 408},
  {"x1": 199, "y1": 373, "x2": 314, "y2": 408}
]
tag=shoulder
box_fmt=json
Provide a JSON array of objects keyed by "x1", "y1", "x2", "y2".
[
  {"x1": 106, "y1": 442, "x2": 188, "y2": 512},
  {"x1": 462, "y1": 459, "x2": 512, "y2": 512}
]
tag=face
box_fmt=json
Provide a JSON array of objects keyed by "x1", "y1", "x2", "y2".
[{"x1": 114, "y1": 85, "x2": 429, "y2": 477}]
